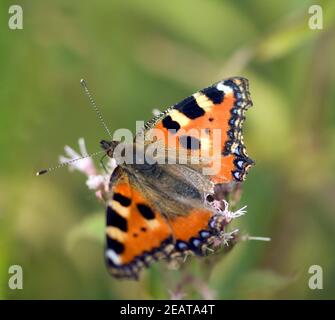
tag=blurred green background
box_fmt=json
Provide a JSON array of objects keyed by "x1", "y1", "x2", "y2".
[{"x1": 0, "y1": 0, "x2": 334, "y2": 299}]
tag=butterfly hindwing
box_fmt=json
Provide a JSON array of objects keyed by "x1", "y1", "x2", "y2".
[
  {"x1": 105, "y1": 166, "x2": 220, "y2": 278},
  {"x1": 168, "y1": 208, "x2": 215, "y2": 257},
  {"x1": 105, "y1": 168, "x2": 174, "y2": 279}
]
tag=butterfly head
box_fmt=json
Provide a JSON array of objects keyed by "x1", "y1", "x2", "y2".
[{"x1": 100, "y1": 140, "x2": 120, "y2": 158}]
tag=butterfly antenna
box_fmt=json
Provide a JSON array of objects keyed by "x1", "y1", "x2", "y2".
[
  {"x1": 80, "y1": 79, "x2": 113, "y2": 140},
  {"x1": 242, "y1": 235, "x2": 271, "y2": 242},
  {"x1": 36, "y1": 150, "x2": 105, "y2": 176}
]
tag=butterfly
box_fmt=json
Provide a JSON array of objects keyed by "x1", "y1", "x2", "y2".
[{"x1": 101, "y1": 77, "x2": 254, "y2": 279}]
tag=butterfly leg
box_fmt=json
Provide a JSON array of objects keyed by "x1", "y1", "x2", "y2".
[{"x1": 99, "y1": 153, "x2": 109, "y2": 173}]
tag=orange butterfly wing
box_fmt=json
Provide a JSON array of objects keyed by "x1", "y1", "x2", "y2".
[
  {"x1": 105, "y1": 168, "x2": 174, "y2": 279},
  {"x1": 144, "y1": 77, "x2": 254, "y2": 184},
  {"x1": 105, "y1": 169, "x2": 219, "y2": 279}
]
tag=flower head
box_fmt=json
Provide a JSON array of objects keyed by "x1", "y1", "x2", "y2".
[
  {"x1": 59, "y1": 138, "x2": 97, "y2": 176},
  {"x1": 59, "y1": 138, "x2": 116, "y2": 201}
]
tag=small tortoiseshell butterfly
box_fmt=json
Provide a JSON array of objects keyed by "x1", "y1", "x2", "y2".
[{"x1": 100, "y1": 77, "x2": 254, "y2": 279}]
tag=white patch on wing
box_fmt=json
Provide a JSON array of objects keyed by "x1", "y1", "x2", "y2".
[
  {"x1": 217, "y1": 82, "x2": 233, "y2": 94},
  {"x1": 106, "y1": 249, "x2": 121, "y2": 265}
]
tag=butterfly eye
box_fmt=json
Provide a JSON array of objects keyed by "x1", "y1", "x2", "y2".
[
  {"x1": 100, "y1": 140, "x2": 119, "y2": 151},
  {"x1": 100, "y1": 140, "x2": 112, "y2": 150}
]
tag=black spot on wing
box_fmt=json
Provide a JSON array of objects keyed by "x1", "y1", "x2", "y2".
[
  {"x1": 202, "y1": 86, "x2": 224, "y2": 104},
  {"x1": 179, "y1": 135, "x2": 201, "y2": 150},
  {"x1": 175, "y1": 96, "x2": 205, "y2": 119},
  {"x1": 106, "y1": 236, "x2": 125, "y2": 254},
  {"x1": 137, "y1": 203, "x2": 155, "y2": 220},
  {"x1": 113, "y1": 192, "x2": 131, "y2": 207},
  {"x1": 106, "y1": 206, "x2": 128, "y2": 232},
  {"x1": 162, "y1": 115, "x2": 181, "y2": 132}
]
